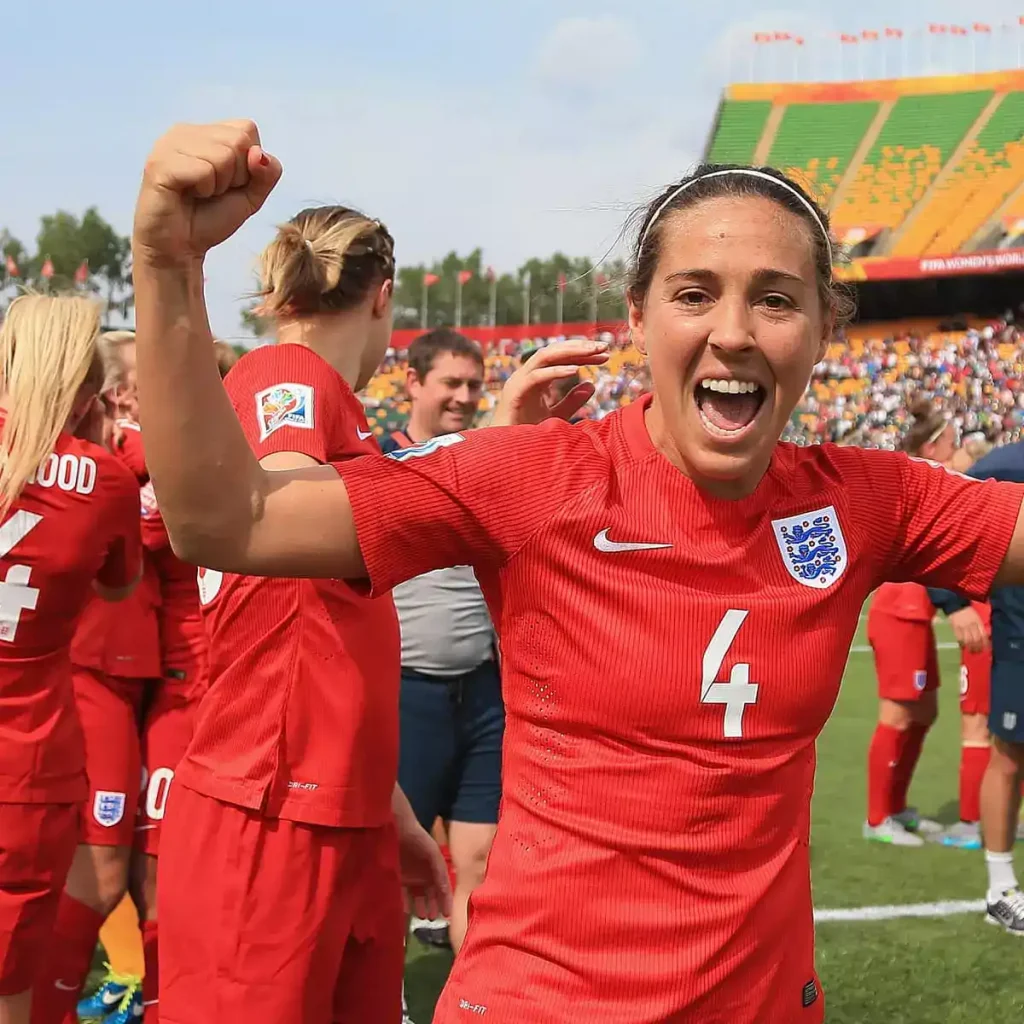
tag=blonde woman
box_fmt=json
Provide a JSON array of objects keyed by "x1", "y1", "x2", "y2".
[{"x1": 0, "y1": 295, "x2": 141, "y2": 1024}]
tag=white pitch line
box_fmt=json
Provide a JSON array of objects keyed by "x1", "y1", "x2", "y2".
[
  {"x1": 814, "y1": 899, "x2": 985, "y2": 923},
  {"x1": 849, "y1": 642, "x2": 958, "y2": 654}
]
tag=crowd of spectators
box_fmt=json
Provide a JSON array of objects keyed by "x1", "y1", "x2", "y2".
[{"x1": 361, "y1": 317, "x2": 1024, "y2": 446}]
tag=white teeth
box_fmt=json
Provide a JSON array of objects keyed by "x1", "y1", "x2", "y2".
[{"x1": 699, "y1": 378, "x2": 761, "y2": 395}]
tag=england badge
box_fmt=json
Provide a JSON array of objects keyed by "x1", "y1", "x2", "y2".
[
  {"x1": 771, "y1": 505, "x2": 848, "y2": 590},
  {"x1": 93, "y1": 790, "x2": 126, "y2": 828}
]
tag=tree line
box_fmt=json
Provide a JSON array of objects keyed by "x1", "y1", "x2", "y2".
[
  {"x1": 0, "y1": 208, "x2": 628, "y2": 341},
  {"x1": 1, "y1": 209, "x2": 134, "y2": 320}
]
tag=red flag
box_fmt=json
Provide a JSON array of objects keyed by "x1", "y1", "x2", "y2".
[
  {"x1": 4, "y1": 255, "x2": 18, "y2": 278},
  {"x1": 950, "y1": 25, "x2": 968, "y2": 36},
  {"x1": 423, "y1": 273, "x2": 439, "y2": 287},
  {"x1": 794, "y1": 36, "x2": 805, "y2": 45},
  {"x1": 884, "y1": 27, "x2": 903, "y2": 38},
  {"x1": 929, "y1": 23, "x2": 948, "y2": 34},
  {"x1": 486, "y1": 266, "x2": 495, "y2": 282},
  {"x1": 596, "y1": 272, "x2": 609, "y2": 287},
  {"x1": 40, "y1": 258, "x2": 54, "y2": 280},
  {"x1": 840, "y1": 33, "x2": 859, "y2": 43},
  {"x1": 457, "y1": 270, "x2": 472, "y2": 286},
  {"x1": 773, "y1": 31, "x2": 791, "y2": 41},
  {"x1": 74, "y1": 260, "x2": 88, "y2": 285},
  {"x1": 557, "y1": 272, "x2": 567, "y2": 292},
  {"x1": 752, "y1": 32, "x2": 772, "y2": 43},
  {"x1": 974, "y1": 22, "x2": 992, "y2": 32},
  {"x1": 1019, "y1": 15, "x2": 1024, "y2": 26},
  {"x1": 861, "y1": 29, "x2": 879, "y2": 41}
]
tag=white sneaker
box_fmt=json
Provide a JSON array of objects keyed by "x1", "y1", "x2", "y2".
[
  {"x1": 893, "y1": 807, "x2": 943, "y2": 835},
  {"x1": 986, "y1": 887, "x2": 1024, "y2": 935},
  {"x1": 863, "y1": 817, "x2": 925, "y2": 846},
  {"x1": 938, "y1": 821, "x2": 982, "y2": 850}
]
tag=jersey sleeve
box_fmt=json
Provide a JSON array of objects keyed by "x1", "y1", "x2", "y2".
[
  {"x1": 226, "y1": 347, "x2": 345, "y2": 464},
  {"x1": 335, "y1": 420, "x2": 605, "y2": 596},
  {"x1": 878, "y1": 451, "x2": 1024, "y2": 598},
  {"x1": 115, "y1": 423, "x2": 148, "y2": 482},
  {"x1": 138, "y1": 480, "x2": 171, "y2": 553},
  {"x1": 96, "y1": 460, "x2": 144, "y2": 590}
]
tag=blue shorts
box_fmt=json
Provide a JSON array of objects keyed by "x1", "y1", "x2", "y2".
[
  {"x1": 989, "y1": 659, "x2": 1024, "y2": 743},
  {"x1": 397, "y1": 660, "x2": 504, "y2": 830}
]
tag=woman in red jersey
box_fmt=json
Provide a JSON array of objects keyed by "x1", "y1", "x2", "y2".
[
  {"x1": 33, "y1": 334, "x2": 237, "y2": 1024},
  {"x1": 863, "y1": 400, "x2": 961, "y2": 846},
  {"x1": 141, "y1": 203, "x2": 449, "y2": 1024},
  {"x1": 31, "y1": 331, "x2": 162, "y2": 1024},
  {"x1": 132, "y1": 122, "x2": 1024, "y2": 1024},
  {"x1": 0, "y1": 296, "x2": 141, "y2": 1024}
]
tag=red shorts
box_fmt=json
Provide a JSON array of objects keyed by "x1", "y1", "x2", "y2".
[
  {"x1": 136, "y1": 667, "x2": 203, "y2": 856},
  {"x1": 75, "y1": 668, "x2": 144, "y2": 848},
  {"x1": 960, "y1": 646, "x2": 992, "y2": 716},
  {"x1": 868, "y1": 616, "x2": 940, "y2": 701},
  {"x1": 74, "y1": 665, "x2": 201, "y2": 855},
  {"x1": 158, "y1": 784, "x2": 404, "y2": 1024},
  {"x1": 0, "y1": 802, "x2": 78, "y2": 994}
]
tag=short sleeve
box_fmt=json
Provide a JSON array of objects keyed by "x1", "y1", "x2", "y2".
[
  {"x1": 96, "y1": 462, "x2": 144, "y2": 590},
  {"x1": 138, "y1": 480, "x2": 170, "y2": 553},
  {"x1": 335, "y1": 420, "x2": 605, "y2": 596},
  {"x1": 225, "y1": 346, "x2": 346, "y2": 463},
  {"x1": 882, "y1": 452, "x2": 1024, "y2": 598},
  {"x1": 115, "y1": 423, "x2": 148, "y2": 482}
]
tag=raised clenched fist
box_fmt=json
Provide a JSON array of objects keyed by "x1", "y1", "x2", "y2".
[{"x1": 132, "y1": 120, "x2": 283, "y2": 268}]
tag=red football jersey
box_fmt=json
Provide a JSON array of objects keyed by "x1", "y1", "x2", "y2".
[
  {"x1": 869, "y1": 581, "x2": 935, "y2": 622},
  {"x1": 0, "y1": 429, "x2": 141, "y2": 802},
  {"x1": 70, "y1": 424, "x2": 162, "y2": 679},
  {"x1": 179, "y1": 344, "x2": 400, "y2": 828},
  {"x1": 336, "y1": 394, "x2": 1024, "y2": 1024}
]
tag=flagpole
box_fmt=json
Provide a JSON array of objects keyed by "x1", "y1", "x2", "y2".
[
  {"x1": 589, "y1": 271, "x2": 598, "y2": 324},
  {"x1": 488, "y1": 271, "x2": 497, "y2": 327},
  {"x1": 556, "y1": 282, "x2": 564, "y2": 328},
  {"x1": 420, "y1": 276, "x2": 428, "y2": 329},
  {"x1": 455, "y1": 276, "x2": 463, "y2": 328},
  {"x1": 522, "y1": 273, "x2": 530, "y2": 326}
]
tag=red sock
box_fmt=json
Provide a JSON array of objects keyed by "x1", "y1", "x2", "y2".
[
  {"x1": 959, "y1": 745, "x2": 990, "y2": 823},
  {"x1": 142, "y1": 920, "x2": 159, "y2": 1023},
  {"x1": 30, "y1": 894, "x2": 105, "y2": 1024},
  {"x1": 867, "y1": 724, "x2": 906, "y2": 826},
  {"x1": 892, "y1": 723, "x2": 928, "y2": 814}
]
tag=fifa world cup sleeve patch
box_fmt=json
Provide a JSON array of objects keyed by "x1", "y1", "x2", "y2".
[{"x1": 255, "y1": 383, "x2": 315, "y2": 440}]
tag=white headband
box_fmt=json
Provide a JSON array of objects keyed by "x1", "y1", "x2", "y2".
[{"x1": 639, "y1": 168, "x2": 833, "y2": 265}]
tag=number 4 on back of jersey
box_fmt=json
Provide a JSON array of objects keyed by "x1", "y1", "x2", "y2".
[
  {"x1": 0, "y1": 510, "x2": 42, "y2": 642},
  {"x1": 701, "y1": 610, "x2": 758, "y2": 738}
]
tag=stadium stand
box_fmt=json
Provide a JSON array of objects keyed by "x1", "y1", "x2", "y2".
[
  {"x1": 706, "y1": 100, "x2": 773, "y2": 164},
  {"x1": 767, "y1": 101, "x2": 879, "y2": 204},
  {"x1": 705, "y1": 70, "x2": 1024, "y2": 258}
]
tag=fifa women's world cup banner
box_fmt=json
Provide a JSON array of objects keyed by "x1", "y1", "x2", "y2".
[{"x1": 833, "y1": 247, "x2": 1024, "y2": 281}]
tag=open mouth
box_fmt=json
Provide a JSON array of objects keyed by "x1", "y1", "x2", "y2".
[{"x1": 694, "y1": 377, "x2": 767, "y2": 440}]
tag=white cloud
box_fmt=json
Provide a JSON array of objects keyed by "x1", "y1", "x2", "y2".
[{"x1": 532, "y1": 16, "x2": 642, "y2": 97}]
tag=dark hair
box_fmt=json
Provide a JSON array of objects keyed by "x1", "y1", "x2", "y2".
[
  {"x1": 257, "y1": 205, "x2": 395, "y2": 317},
  {"x1": 407, "y1": 328, "x2": 484, "y2": 381},
  {"x1": 628, "y1": 163, "x2": 853, "y2": 324},
  {"x1": 901, "y1": 399, "x2": 949, "y2": 455}
]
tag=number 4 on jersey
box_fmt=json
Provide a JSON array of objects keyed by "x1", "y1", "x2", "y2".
[
  {"x1": 701, "y1": 610, "x2": 758, "y2": 738},
  {"x1": 0, "y1": 510, "x2": 42, "y2": 642}
]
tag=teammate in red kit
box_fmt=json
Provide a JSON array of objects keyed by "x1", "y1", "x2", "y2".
[
  {"x1": 863, "y1": 401, "x2": 959, "y2": 846},
  {"x1": 133, "y1": 123, "x2": 1024, "y2": 1024},
  {"x1": 0, "y1": 296, "x2": 141, "y2": 1024},
  {"x1": 147, "y1": 204, "x2": 449, "y2": 1024},
  {"x1": 32, "y1": 332, "x2": 161, "y2": 1024}
]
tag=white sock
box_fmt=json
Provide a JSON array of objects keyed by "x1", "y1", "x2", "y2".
[{"x1": 986, "y1": 850, "x2": 1017, "y2": 901}]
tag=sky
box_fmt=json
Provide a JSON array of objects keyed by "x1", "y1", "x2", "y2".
[{"x1": 5, "y1": 0, "x2": 1024, "y2": 340}]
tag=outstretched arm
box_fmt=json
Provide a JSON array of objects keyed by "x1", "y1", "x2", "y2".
[{"x1": 132, "y1": 121, "x2": 364, "y2": 579}]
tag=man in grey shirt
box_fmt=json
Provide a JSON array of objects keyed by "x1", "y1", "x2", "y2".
[{"x1": 380, "y1": 329, "x2": 504, "y2": 959}]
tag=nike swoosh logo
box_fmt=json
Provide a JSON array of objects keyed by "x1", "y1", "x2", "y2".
[
  {"x1": 593, "y1": 529, "x2": 673, "y2": 553},
  {"x1": 54, "y1": 980, "x2": 78, "y2": 991},
  {"x1": 356, "y1": 428, "x2": 373, "y2": 440},
  {"x1": 135, "y1": 824, "x2": 157, "y2": 831}
]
